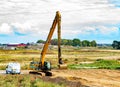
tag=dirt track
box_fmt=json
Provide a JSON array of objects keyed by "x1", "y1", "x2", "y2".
[{"x1": 50, "y1": 69, "x2": 120, "y2": 87}]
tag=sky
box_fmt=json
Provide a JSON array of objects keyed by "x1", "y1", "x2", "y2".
[{"x1": 0, "y1": 0, "x2": 120, "y2": 44}]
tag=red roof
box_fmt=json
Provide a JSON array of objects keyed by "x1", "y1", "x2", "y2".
[{"x1": 7, "y1": 44, "x2": 27, "y2": 47}]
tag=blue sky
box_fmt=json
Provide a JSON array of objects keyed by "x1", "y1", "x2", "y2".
[
  {"x1": 0, "y1": 0, "x2": 120, "y2": 44},
  {"x1": 109, "y1": 0, "x2": 120, "y2": 8}
]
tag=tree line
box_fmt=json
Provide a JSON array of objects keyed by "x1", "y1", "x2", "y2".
[
  {"x1": 112, "y1": 40, "x2": 120, "y2": 49},
  {"x1": 37, "y1": 38, "x2": 97, "y2": 47}
]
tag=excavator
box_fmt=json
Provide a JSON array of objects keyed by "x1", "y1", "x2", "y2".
[{"x1": 29, "y1": 11, "x2": 67, "y2": 76}]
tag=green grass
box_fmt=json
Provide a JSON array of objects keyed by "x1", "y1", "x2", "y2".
[
  {"x1": 68, "y1": 59, "x2": 120, "y2": 69},
  {"x1": 0, "y1": 75, "x2": 65, "y2": 87},
  {"x1": 0, "y1": 48, "x2": 120, "y2": 70}
]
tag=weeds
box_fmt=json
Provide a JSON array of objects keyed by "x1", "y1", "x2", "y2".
[
  {"x1": 68, "y1": 59, "x2": 120, "y2": 69},
  {"x1": 0, "y1": 75, "x2": 65, "y2": 87}
]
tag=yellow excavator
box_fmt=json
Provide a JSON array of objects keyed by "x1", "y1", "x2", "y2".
[{"x1": 29, "y1": 11, "x2": 67, "y2": 76}]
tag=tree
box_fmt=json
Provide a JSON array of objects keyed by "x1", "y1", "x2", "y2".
[
  {"x1": 61, "y1": 39, "x2": 68, "y2": 45},
  {"x1": 66, "y1": 39, "x2": 73, "y2": 46},
  {"x1": 51, "y1": 39, "x2": 58, "y2": 45},
  {"x1": 91, "y1": 40, "x2": 97, "y2": 47},
  {"x1": 82, "y1": 40, "x2": 89, "y2": 47},
  {"x1": 72, "y1": 38, "x2": 80, "y2": 46},
  {"x1": 112, "y1": 40, "x2": 120, "y2": 49},
  {"x1": 36, "y1": 40, "x2": 45, "y2": 43}
]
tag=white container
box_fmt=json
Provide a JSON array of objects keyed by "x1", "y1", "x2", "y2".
[{"x1": 6, "y1": 62, "x2": 21, "y2": 74}]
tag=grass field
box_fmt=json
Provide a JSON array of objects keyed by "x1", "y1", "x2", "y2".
[
  {"x1": 0, "y1": 46, "x2": 120, "y2": 87},
  {"x1": 0, "y1": 46, "x2": 120, "y2": 70}
]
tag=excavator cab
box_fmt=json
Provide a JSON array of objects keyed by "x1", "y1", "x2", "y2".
[
  {"x1": 29, "y1": 61, "x2": 51, "y2": 70},
  {"x1": 41, "y1": 61, "x2": 51, "y2": 71}
]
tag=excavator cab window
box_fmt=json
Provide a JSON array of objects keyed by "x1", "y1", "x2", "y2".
[{"x1": 44, "y1": 61, "x2": 51, "y2": 70}]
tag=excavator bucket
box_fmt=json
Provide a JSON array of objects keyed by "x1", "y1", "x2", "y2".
[
  {"x1": 58, "y1": 64, "x2": 67, "y2": 69},
  {"x1": 58, "y1": 58, "x2": 67, "y2": 69}
]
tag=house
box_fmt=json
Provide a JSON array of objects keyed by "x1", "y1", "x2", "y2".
[{"x1": 5, "y1": 43, "x2": 27, "y2": 50}]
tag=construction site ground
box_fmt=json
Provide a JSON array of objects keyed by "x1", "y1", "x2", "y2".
[
  {"x1": 53, "y1": 69, "x2": 120, "y2": 87},
  {"x1": 14, "y1": 69, "x2": 120, "y2": 87},
  {"x1": 0, "y1": 49, "x2": 120, "y2": 87},
  {"x1": 0, "y1": 65, "x2": 120, "y2": 87}
]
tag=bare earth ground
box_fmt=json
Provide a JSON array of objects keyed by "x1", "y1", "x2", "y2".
[
  {"x1": 21, "y1": 69, "x2": 120, "y2": 87},
  {"x1": 50, "y1": 69, "x2": 120, "y2": 87}
]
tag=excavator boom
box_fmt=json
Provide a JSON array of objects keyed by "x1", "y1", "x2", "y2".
[{"x1": 40, "y1": 11, "x2": 63, "y2": 69}]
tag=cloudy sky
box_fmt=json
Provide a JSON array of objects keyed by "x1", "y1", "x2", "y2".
[{"x1": 0, "y1": 0, "x2": 120, "y2": 43}]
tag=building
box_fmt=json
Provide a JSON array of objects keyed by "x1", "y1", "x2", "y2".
[{"x1": 5, "y1": 43, "x2": 27, "y2": 50}]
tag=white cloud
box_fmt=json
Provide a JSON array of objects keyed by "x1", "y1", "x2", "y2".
[
  {"x1": 61, "y1": 25, "x2": 119, "y2": 38},
  {"x1": 0, "y1": 0, "x2": 120, "y2": 41},
  {"x1": 11, "y1": 22, "x2": 32, "y2": 33},
  {"x1": 0, "y1": 23, "x2": 12, "y2": 34},
  {"x1": 97, "y1": 26, "x2": 119, "y2": 35}
]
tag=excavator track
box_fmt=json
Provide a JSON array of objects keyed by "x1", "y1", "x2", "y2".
[{"x1": 29, "y1": 70, "x2": 52, "y2": 76}]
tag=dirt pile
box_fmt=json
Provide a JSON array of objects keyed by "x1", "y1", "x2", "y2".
[{"x1": 42, "y1": 76, "x2": 88, "y2": 87}]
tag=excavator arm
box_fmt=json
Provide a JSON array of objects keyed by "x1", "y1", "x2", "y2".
[{"x1": 40, "y1": 11, "x2": 63, "y2": 70}]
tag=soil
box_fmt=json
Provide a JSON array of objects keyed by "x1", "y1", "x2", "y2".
[{"x1": 43, "y1": 69, "x2": 120, "y2": 87}]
